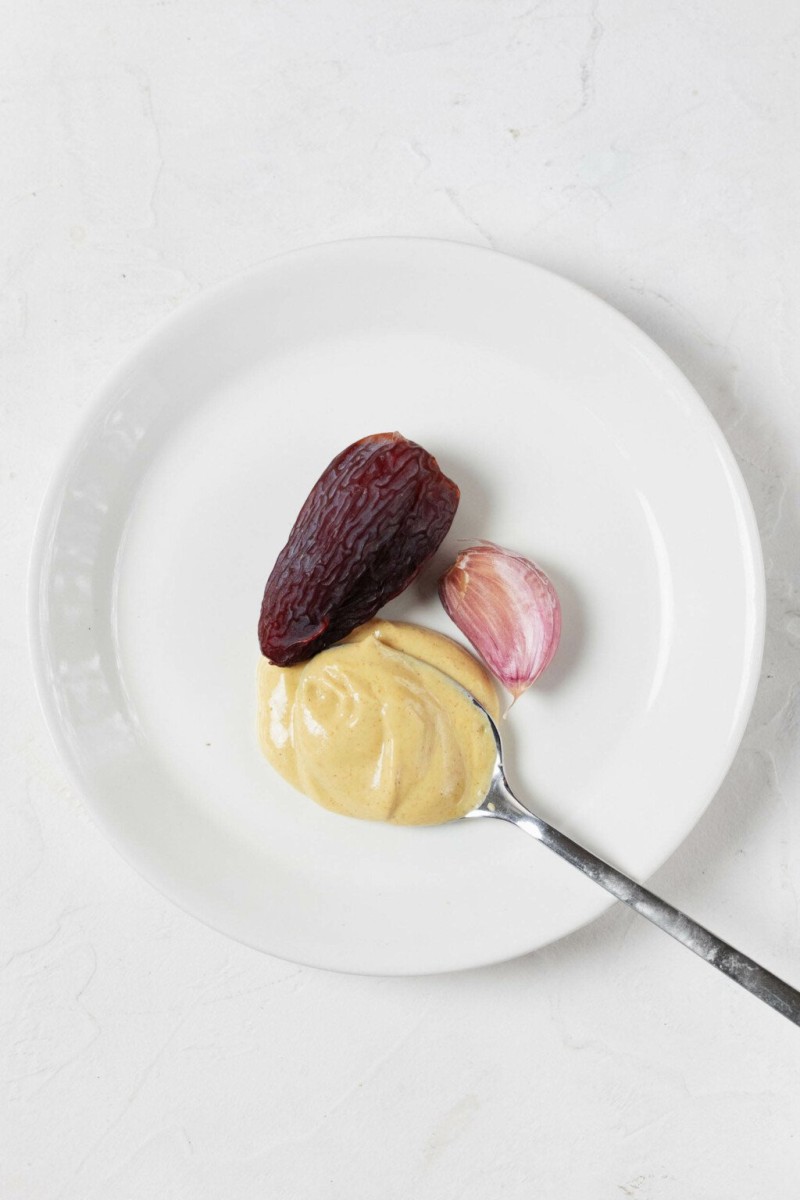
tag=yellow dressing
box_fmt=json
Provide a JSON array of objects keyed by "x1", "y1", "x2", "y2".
[{"x1": 257, "y1": 619, "x2": 499, "y2": 825}]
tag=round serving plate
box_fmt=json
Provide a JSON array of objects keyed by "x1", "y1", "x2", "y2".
[{"x1": 30, "y1": 238, "x2": 764, "y2": 974}]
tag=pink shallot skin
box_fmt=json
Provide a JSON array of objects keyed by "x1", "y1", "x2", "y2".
[{"x1": 438, "y1": 541, "x2": 561, "y2": 704}]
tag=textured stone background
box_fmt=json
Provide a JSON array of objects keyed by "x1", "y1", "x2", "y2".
[{"x1": 3, "y1": 2, "x2": 800, "y2": 1196}]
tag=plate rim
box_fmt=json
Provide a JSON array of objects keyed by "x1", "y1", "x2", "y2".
[{"x1": 28, "y1": 236, "x2": 766, "y2": 974}]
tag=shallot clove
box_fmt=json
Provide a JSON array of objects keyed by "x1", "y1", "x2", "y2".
[{"x1": 438, "y1": 541, "x2": 561, "y2": 702}]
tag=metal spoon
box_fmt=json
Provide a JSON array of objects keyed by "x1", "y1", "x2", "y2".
[{"x1": 465, "y1": 697, "x2": 800, "y2": 1027}]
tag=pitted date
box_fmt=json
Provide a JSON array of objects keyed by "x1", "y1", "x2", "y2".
[{"x1": 258, "y1": 432, "x2": 459, "y2": 665}]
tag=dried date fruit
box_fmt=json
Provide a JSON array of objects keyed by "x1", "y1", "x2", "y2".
[{"x1": 258, "y1": 432, "x2": 460, "y2": 665}]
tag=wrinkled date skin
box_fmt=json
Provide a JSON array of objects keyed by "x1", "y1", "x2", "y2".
[{"x1": 259, "y1": 432, "x2": 459, "y2": 665}]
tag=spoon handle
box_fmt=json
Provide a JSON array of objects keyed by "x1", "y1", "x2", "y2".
[{"x1": 487, "y1": 778, "x2": 800, "y2": 1026}]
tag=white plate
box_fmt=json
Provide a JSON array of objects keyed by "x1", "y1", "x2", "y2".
[{"x1": 30, "y1": 239, "x2": 764, "y2": 975}]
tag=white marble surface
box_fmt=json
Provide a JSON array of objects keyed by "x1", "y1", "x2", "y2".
[{"x1": 3, "y1": 1, "x2": 800, "y2": 1195}]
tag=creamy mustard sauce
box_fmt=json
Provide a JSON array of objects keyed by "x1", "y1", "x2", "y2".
[{"x1": 257, "y1": 619, "x2": 499, "y2": 825}]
